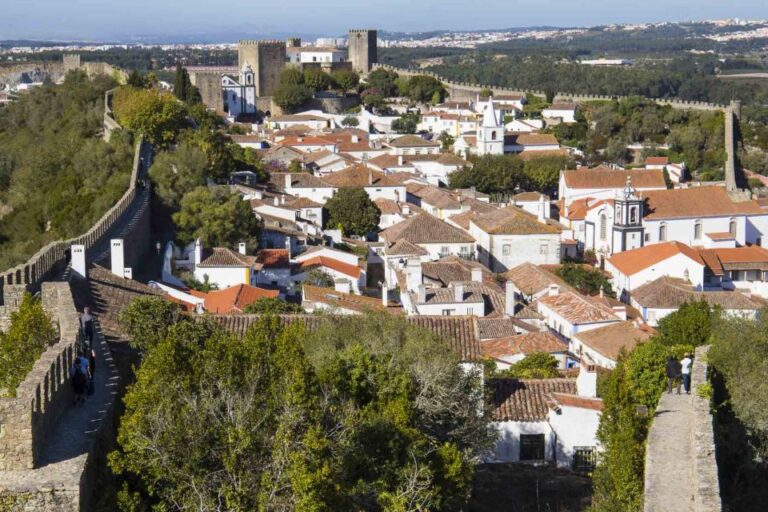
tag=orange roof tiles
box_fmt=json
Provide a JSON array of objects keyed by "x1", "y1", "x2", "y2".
[
  {"x1": 256, "y1": 249, "x2": 290, "y2": 268},
  {"x1": 574, "y1": 320, "x2": 653, "y2": 361},
  {"x1": 563, "y1": 169, "x2": 666, "y2": 190},
  {"x1": 538, "y1": 291, "x2": 620, "y2": 325},
  {"x1": 550, "y1": 392, "x2": 604, "y2": 411},
  {"x1": 607, "y1": 241, "x2": 705, "y2": 276},
  {"x1": 302, "y1": 285, "x2": 401, "y2": 314},
  {"x1": 489, "y1": 378, "x2": 577, "y2": 422},
  {"x1": 203, "y1": 285, "x2": 279, "y2": 314},
  {"x1": 642, "y1": 187, "x2": 764, "y2": 220},
  {"x1": 295, "y1": 256, "x2": 362, "y2": 278},
  {"x1": 482, "y1": 332, "x2": 567, "y2": 360}
]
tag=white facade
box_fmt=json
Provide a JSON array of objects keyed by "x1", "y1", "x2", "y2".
[
  {"x1": 542, "y1": 106, "x2": 577, "y2": 124},
  {"x1": 221, "y1": 65, "x2": 257, "y2": 117},
  {"x1": 476, "y1": 98, "x2": 505, "y2": 156},
  {"x1": 472, "y1": 230, "x2": 562, "y2": 273},
  {"x1": 194, "y1": 266, "x2": 252, "y2": 290},
  {"x1": 606, "y1": 251, "x2": 706, "y2": 299}
]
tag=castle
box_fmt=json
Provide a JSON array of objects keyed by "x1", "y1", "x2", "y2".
[{"x1": 188, "y1": 29, "x2": 378, "y2": 118}]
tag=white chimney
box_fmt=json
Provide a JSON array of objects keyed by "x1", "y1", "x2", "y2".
[
  {"x1": 612, "y1": 306, "x2": 627, "y2": 321},
  {"x1": 281, "y1": 194, "x2": 286, "y2": 205},
  {"x1": 274, "y1": 196, "x2": 280, "y2": 206},
  {"x1": 405, "y1": 259, "x2": 423, "y2": 292},
  {"x1": 351, "y1": 134, "x2": 359, "y2": 143},
  {"x1": 284, "y1": 174, "x2": 291, "y2": 190},
  {"x1": 548, "y1": 284, "x2": 560, "y2": 297},
  {"x1": 402, "y1": 205, "x2": 411, "y2": 215},
  {"x1": 238, "y1": 242, "x2": 247, "y2": 255},
  {"x1": 71, "y1": 244, "x2": 86, "y2": 279},
  {"x1": 577, "y1": 364, "x2": 598, "y2": 398},
  {"x1": 335, "y1": 280, "x2": 351, "y2": 294},
  {"x1": 471, "y1": 267, "x2": 483, "y2": 283},
  {"x1": 285, "y1": 237, "x2": 292, "y2": 259},
  {"x1": 538, "y1": 194, "x2": 547, "y2": 223},
  {"x1": 505, "y1": 282, "x2": 517, "y2": 317},
  {"x1": 454, "y1": 284, "x2": 465, "y2": 303},
  {"x1": 110, "y1": 239, "x2": 125, "y2": 278},
  {"x1": 123, "y1": 267, "x2": 133, "y2": 280},
  {"x1": 382, "y1": 285, "x2": 389, "y2": 307},
  {"x1": 398, "y1": 155, "x2": 404, "y2": 166},
  {"x1": 194, "y1": 238, "x2": 203, "y2": 266},
  {"x1": 417, "y1": 284, "x2": 427, "y2": 304},
  {"x1": 368, "y1": 168, "x2": 373, "y2": 185}
]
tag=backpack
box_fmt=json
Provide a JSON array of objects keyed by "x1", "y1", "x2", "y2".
[{"x1": 72, "y1": 364, "x2": 87, "y2": 392}]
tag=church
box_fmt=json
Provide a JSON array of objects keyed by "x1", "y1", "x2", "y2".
[{"x1": 221, "y1": 63, "x2": 257, "y2": 117}]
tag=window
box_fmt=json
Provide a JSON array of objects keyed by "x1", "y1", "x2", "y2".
[
  {"x1": 491, "y1": 130, "x2": 497, "y2": 141},
  {"x1": 644, "y1": 233, "x2": 651, "y2": 242},
  {"x1": 539, "y1": 243, "x2": 548, "y2": 255},
  {"x1": 729, "y1": 218, "x2": 737, "y2": 237},
  {"x1": 442, "y1": 309, "x2": 454, "y2": 316},
  {"x1": 460, "y1": 246, "x2": 469, "y2": 255},
  {"x1": 519, "y1": 434, "x2": 546, "y2": 461},
  {"x1": 659, "y1": 223, "x2": 668, "y2": 242},
  {"x1": 502, "y1": 244, "x2": 511, "y2": 256},
  {"x1": 573, "y1": 446, "x2": 597, "y2": 472},
  {"x1": 630, "y1": 207, "x2": 638, "y2": 224},
  {"x1": 599, "y1": 214, "x2": 607, "y2": 241},
  {"x1": 694, "y1": 220, "x2": 702, "y2": 240},
  {"x1": 441, "y1": 246, "x2": 449, "y2": 255}
]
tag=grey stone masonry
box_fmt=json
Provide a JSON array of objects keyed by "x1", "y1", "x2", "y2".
[{"x1": 691, "y1": 346, "x2": 722, "y2": 512}]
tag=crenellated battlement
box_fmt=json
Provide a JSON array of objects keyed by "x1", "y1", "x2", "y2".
[{"x1": 238, "y1": 39, "x2": 286, "y2": 47}]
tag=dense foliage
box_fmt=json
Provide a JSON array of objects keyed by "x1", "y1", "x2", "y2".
[
  {"x1": 484, "y1": 352, "x2": 560, "y2": 380},
  {"x1": 0, "y1": 71, "x2": 134, "y2": 269},
  {"x1": 148, "y1": 142, "x2": 208, "y2": 209},
  {"x1": 554, "y1": 263, "x2": 615, "y2": 297},
  {"x1": 118, "y1": 296, "x2": 180, "y2": 354},
  {"x1": 242, "y1": 297, "x2": 305, "y2": 314},
  {"x1": 655, "y1": 300, "x2": 716, "y2": 347},
  {"x1": 112, "y1": 86, "x2": 188, "y2": 146},
  {"x1": 592, "y1": 340, "x2": 669, "y2": 512},
  {"x1": 0, "y1": 293, "x2": 57, "y2": 397},
  {"x1": 273, "y1": 68, "x2": 314, "y2": 113},
  {"x1": 324, "y1": 187, "x2": 381, "y2": 236},
  {"x1": 110, "y1": 309, "x2": 495, "y2": 510},
  {"x1": 448, "y1": 154, "x2": 567, "y2": 194}
]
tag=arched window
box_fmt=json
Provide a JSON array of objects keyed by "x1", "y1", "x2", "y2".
[
  {"x1": 694, "y1": 220, "x2": 702, "y2": 240},
  {"x1": 491, "y1": 131, "x2": 497, "y2": 141},
  {"x1": 630, "y1": 207, "x2": 638, "y2": 224},
  {"x1": 659, "y1": 223, "x2": 668, "y2": 241},
  {"x1": 684, "y1": 269, "x2": 690, "y2": 281},
  {"x1": 729, "y1": 218, "x2": 737, "y2": 237},
  {"x1": 600, "y1": 214, "x2": 607, "y2": 241}
]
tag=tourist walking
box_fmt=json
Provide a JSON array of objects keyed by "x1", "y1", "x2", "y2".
[
  {"x1": 80, "y1": 307, "x2": 94, "y2": 346},
  {"x1": 665, "y1": 355, "x2": 682, "y2": 394},
  {"x1": 680, "y1": 352, "x2": 693, "y2": 395},
  {"x1": 69, "y1": 359, "x2": 88, "y2": 405}
]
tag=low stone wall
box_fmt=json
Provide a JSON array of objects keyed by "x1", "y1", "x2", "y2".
[
  {"x1": 0, "y1": 282, "x2": 80, "y2": 471},
  {"x1": 691, "y1": 345, "x2": 722, "y2": 511}
]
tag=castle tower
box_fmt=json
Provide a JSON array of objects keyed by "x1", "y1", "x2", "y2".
[
  {"x1": 476, "y1": 97, "x2": 504, "y2": 156},
  {"x1": 612, "y1": 176, "x2": 645, "y2": 252},
  {"x1": 238, "y1": 40, "x2": 286, "y2": 97},
  {"x1": 348, "y1": 29, "x2": 378, "y2": 74},
  {"x1": 62, "y1": 54, "x2": 81, "y2": 72},
  {"x1": 286, "y1": 38, "x2": 302, "y2": 48},
  {"x1": 725, "y1": 99, "x2": 750, "y2": 200}
]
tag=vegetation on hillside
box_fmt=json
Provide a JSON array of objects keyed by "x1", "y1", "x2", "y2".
[
  {"x1": 0, "y1": 71, "x2": 135, "y2": 269},
  {"x1": 0, "y1": 293, "x2": 57, "y2": 397},
  {"x1": 110, "y1": 305, "x2": 495, "y2": 510},
  {"x1": 325, "y1": 187, "x2": 381, "y2": 236},
  {"x1": 448, "y1": 154, "x2": 569, "y2": 195}
]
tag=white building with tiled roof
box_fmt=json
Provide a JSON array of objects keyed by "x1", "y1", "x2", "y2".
[
  {"x1": 536, "y1": 286, "x2": 624, "y2": 341},
  {"x1": 385, "y1": 135, "x2": 441, "y2": 156},
  {"x1": 380, "y1": 213, "x2": 477, "y2": 261},
  {"x1": 570, "y1": 320, "x2": 654, "y2": 369},
  {"x1": 193, "y1": 242, "x2": 258, "y2": 289}
]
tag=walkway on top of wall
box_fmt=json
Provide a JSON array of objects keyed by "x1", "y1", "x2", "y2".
[{"x1": 644, "y1": 391, "x2": 695, "y2": 512}]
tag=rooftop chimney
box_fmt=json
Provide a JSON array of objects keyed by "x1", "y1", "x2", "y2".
[
  {"x1": 398, "y1": 155, "x2": 404, "y2": 166},
  {"x1": 274, "y1": 196, "x2": 280, "y2": 206},
  {"x1": 71, "y1": 244, "x2": 86, "y2": 279},
  {"x1": 548, "y1": 284, "x2": 560, "y2": 297},
  {"x1": 612, "y1": 306, "x2": 627, "y2": 321},
  {"x1": 402, "y1": 204, "x2": 411, "y2": 215},
  {"x1": 538, "y1": 194, "x2": 547, "y2": 223},
  {"x1": 284, "y1": 174, "x2": 292, "y2": 190},
  {"x1": 471, "y1": 267, "x2": 483, "y2": 283},
  {"x1": 351, "y1": 134, "x2": 359, "y2": 144},
  {"x1": 505, "y1": 282, "x2": 517, "y2": 317},
  {"x1": 285, "y1": 237, "x2": 292, "y2": 259},
  {"x1": 417, "y1": 284, "x2": 427, "y2": 304},
  {"x1": 238, "y1": 242, "x2": 247, "y2": 255},
  {"x1": 110, "y1": 239, "x2": 126, "y2": 278},
  {"x1": 281, "y1": 194, "x2": 286, "y2": 205},
  {"x1": 454, "y1": 284, "x2": 465, "y2": 303},
  {"x1": 368, "y1": 167, "x2": 373, "y2": 185},
  {"x1": 382, "y1": 285, "x2": 389, "y2": 307},
  {"x1": 194, "y1": 239, "x2": 203, "y2": 267},
  {"x1": 577, "y1": 364, "x2": 598, "y2": 398},
  {"x1": 406, "y1": 259, "x2": 423, "y2": 292}
]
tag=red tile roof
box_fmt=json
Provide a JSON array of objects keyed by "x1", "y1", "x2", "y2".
[
  {"x1": 256, "y1": 249, "x2": 290, "y2": 268},
  {"x1": 482, "y1": 332, "x2": 567, "y2": 360},
  {"x1": 295, "y1": 256, "x2": 362, "y2": 278},
  {"x1": 642, "y1": 187, "x2": 764, "y2": 220},
  {"x1": 574, "y1": 320, "x2": 653, "y2": 361},
  {"x1": 562, "y1": 169, "x2": 666, "y2": 190},
  {"x1": 204, "y1": 285, "x2": 279, "y2": 314},
  {"x1": 489, "y1": 378, "x2": 577, "y2": 422},
  {"x1": 645, "y1": 156, "x2": 669, "y2": 166},
  {"x1": 607, "y1": 241, "x2": 705, "y2": 276}
]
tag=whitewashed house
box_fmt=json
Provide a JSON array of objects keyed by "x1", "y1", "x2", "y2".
[
  {"x1": 380, "y1": 213, "x2": 477, "y2": 261},
  {"x1": 193, "y1": 242, "x2": 257, "y2": 289},
  {"x1": 536, "y1": 286, "x2": 623, "y2": 341},
  {"x1": 570, "y1": 321, "x2": 654, "y2": 369},
  {"x1": 542, "y1": 102, "x2": 578, "y2": 124}
]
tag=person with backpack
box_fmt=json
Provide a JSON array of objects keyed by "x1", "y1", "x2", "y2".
[
  {"x1": 69, "y1": 358, "x2": 88, "y2": 405},
  {"x1": 665, "y1": 355, "x2": 681, "y2": 394}
]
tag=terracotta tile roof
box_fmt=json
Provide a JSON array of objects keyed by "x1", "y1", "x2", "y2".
[
  {"x1": 256, "y1": 249, "x2": 290, "y2": 269},
  {"x1": 421, "y1": 257, "x2": 496, "y2": 288},
  {"x1": 294, "y1": 256, "x2": 362, "y2": 278},
  {"x1": 460, "y1": 196, "x2": 498, "y2": 214},
  {"x1": 385, "y1": 239, "x2": 429, "y2": 256},
  {"x1": 302, "y1": 285, "x2": 402, "y2": 314},
  {"x1": 642, "y1": 187, "x2": 764, "y2": 220},
  {"x1": 547, "y1": 102, "x2": 577, "y2": 110},
  {"x1": 278, "y1": 135, "x2": 336, "y2": 147},
  {"x1": 268, "y1": 172, "x2": 331, "y2": 190},
  {"x1": 489, "y1": 378, "x2": 577, "y2": 422},
  {"x1": 705, "y1": 246, "x2": 768, "y2": 271},
  {"x1": 380, "y1": 213, "x2": 476, "y2": 244},
  {"x1": 470, "y1": 206, "x2": 561, "y2": 235},
  {"x1": 482, "y1": 332, "x2": 567, "y2": 360},
  {"x1": 513, "y1": 192, "x2": 546, "y2": 201},
  {"x1": 574, "y1": 320, "x2": 653, "y2": 361},
  {"x1": 562, "y1": 169, "x2": 666, "y2": 190},
  {"x1": 447, "y1": 211, "x2": 476, "y2": 230},
  {"x1": 203, "y1": 285, "x2": 279, "y2": 314},
  {"x1": 410, "y1": 287, "x2": 485, "y2": 305},
  {"x1": 549, "y1": 393, "x2": 604, "y2": 411},
  {"x1": 538, "y1": 291, "x2": 620, "y2": 325},
  {"x1": 505, "y1": 262, "x2": 575, "y2": 298},
  {"x1": 387, "y1": 135, "x2": 441, "y2": 148},
  {"x1": 607, "y1": 241, "x2": 705, "y2": 276},
  {"x1": 645, "y1": 156, "x2": 669, "y2": 166},
  {"x1": 418, "y1": 187, "x2": 462, "y2": 210},
  {"x1": 211, "y1": 314, "x2": 480, "y2": 361},
  {"x1": 477, "y1": 318, "x2": 520, "y2": 340},
  {"x1": 287, "y1": 196, "x2": 323, "y2": 209},
  {"x1": 199, "y1": 248, "x2": 256, "y2": 268},
  {"x1": 632, "y1": 276, "x2": 764, "y2": 310},
  {"x1": 374, "y1": 198, "x2": 404, "y2": 215},
  {"x1": 705, "y1": 232, "x2": 734, "y2": 240},
  {"x1": 322, "y1": 164, "x2": 403, "y2": 188},
  {"x1": 407, "y1": 153, "x2": 470, "y2": 166},
  {"x1": 505, "y1": 133, "x2": 559, "y2": 146}
]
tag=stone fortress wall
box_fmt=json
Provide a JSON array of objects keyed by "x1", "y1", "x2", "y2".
[
  {"x1": 348, "y1": 29, "x2": 378, "y2": 73},
  {"x1": 0, "y1": 54, "x2": 127, "y2": 89}
]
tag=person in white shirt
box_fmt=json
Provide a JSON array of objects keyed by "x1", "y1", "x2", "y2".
[{"x1": 680, "y1": 353, "x2": 693, "y2": 395}]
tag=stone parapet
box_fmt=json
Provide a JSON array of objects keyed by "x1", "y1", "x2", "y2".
[{"x1": 691, "y1": 345, "x2": 722, "y2": 512}]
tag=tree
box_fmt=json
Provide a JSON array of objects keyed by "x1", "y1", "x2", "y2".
[
  {"x1": 118, "y1": 296, "x2": 180, "y2": 354},
  {"x1": 303, "y1": 68, "x2": 331, "y2": 93},
  {"x1": 149, "y1": 142, "x2": 207, "y2": 209},
  {"x1": 341, "y1": 115, "x2": 359, "y2": 127},
  {"x1": 183, "y1": 129, "x2": 238, "y2": 182},
  {"x1": 438, "y1": 131, "x2": 455, "y2": 151},
  {"x1": 331, "y1": 69, "x2": 360, "y2": 93},
  {"x1": 554, "y1": 262, "x2": 614, "y2": 297},
  {"x1": 392, "y1": 112, "x2": 421, "y2": 134},
  {"x1": 110, "y1": 313, "x2": 494, "y2": 510},
  {"x1": 173, "y1": 186, "x2": 261, "y2": 247},
  {"x1": 494, "y1": 352, "x2": 560, "y2": 379},
  {"x1": 242, "y1": 298, "x2": 304, "y2": 314},
  {"x1": 449, "y1": 154, "x2": 527, "y2": 195},
  {"x1": 523, "y1": 155, "x2": 567, "y2": 192},
  {"x1": 0, "y1": 293, "x2": 57, "y2": 397},
  {"x1": 363, "y1": 93, "x2": 387, "y2": 113},
  {"x1": 324, "y1": 187, "x2": 380, "y2": 236},
  {"x1": 656, "y1": 300, "x2": 716, "y2": 347},
  {"x1": 112, "y1": 86, "x2": 188, "y2": 146},
  {"x1": 479, "y1": 88, "x2": 493, "y2": 99},
  {"x1": 126, "y1": 69, "x2": 146, "y2": 88},
  {"x1": 173, "y1": 63, "x2": 201, "y2": 103},
  {"x1": 304, "y1": 269, "x2": 336, "y2": 288},
  {"x1": 403, "y1": 75, "x2": 446, "y2": 104},
  {"x1": 364, "y1": 68, "x2": 399, "y2": 97},
  {"x1": 273, "y1": 68, "x2": 313, "y2": 113}
]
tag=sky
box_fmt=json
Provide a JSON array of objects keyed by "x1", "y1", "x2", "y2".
[{"x1": 2, "y1": 0, "x2": 768, "y2": 42}]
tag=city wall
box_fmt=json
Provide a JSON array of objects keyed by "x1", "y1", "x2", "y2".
[{"x1": 372, "y1": 64, "x2": 726, "y2": 112}]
